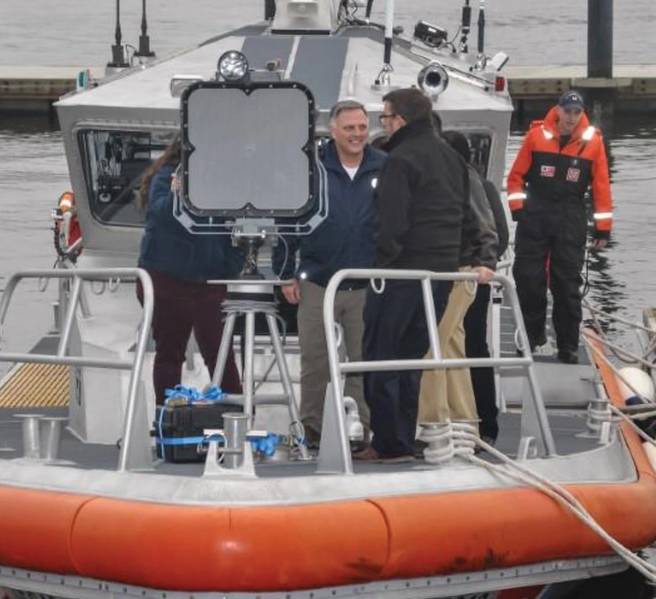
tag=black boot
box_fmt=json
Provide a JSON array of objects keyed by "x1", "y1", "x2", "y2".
[{"x1": 557, "y1": 348, "x2": 579, "y2": 364}]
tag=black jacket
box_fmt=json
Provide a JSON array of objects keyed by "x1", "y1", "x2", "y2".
[
  {"x1": 138, "y1": 164, "x2": 243, "y2": 282},
  {"x1": 273, "y1": 141, "x2": 386, "y2": 286},
  {"x1": 376, "y1": 117, "x2": 475, "y2": 272},
  {"x1": 482, "y1": 178, "x2": 509, "y2": 258}
]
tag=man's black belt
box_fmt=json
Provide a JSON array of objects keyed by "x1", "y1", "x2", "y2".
[{"x1": 337, "y1": 281, "x2": 368, "y2": 292}]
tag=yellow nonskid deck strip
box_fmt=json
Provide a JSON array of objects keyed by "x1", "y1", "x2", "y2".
[{"x1": 0, "y1": 363, "x2": 70, "y2": 408}]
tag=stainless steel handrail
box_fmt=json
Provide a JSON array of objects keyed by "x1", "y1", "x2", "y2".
[
  {"x1": 0, "y1": 268, "x2": 154, "y2": 472},
  {"x1": 321, "y1": 269, "x2": 556, "y2": 474}
]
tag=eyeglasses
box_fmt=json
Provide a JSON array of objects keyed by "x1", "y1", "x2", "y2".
[{"x1": 378, "y1": 113, "x2": 397, "y2": 123}]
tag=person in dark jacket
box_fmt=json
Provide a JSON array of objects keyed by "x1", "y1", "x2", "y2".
[
  {"x1": 137, "y1": 140, "x2": 243, "y2": 404},
  {"x1": 274, "y1": 100, "x2": 386, "y2": 446},
  {"x1": 355, "y1": 88, "x2": 485, "y2": 462},
  {"x1": 417, "y1": 130, "x2": 498, "y2": 430},
  {"x1": 439, "y1": 130, "x2": 509, "y2": 443}
]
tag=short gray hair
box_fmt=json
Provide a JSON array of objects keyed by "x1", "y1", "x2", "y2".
[{"x1": 329, "y1": 99, "x2": 367, "y2": 124}]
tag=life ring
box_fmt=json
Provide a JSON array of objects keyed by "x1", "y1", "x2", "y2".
[{"x1": 53, "y1": 191, "x2": 82, "y2": 261}]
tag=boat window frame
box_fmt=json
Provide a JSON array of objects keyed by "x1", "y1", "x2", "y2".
[
  {"x1": 443, "y1": 127, "x2": 495, "y2": 179},
  {"x1": 75, "y1": 125, "x2": 179, "y2": 228}
]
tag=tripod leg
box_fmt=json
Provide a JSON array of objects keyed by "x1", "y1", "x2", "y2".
[
  {"x1": 265, "y1": 313, "x2": 308, "y2": 458},
  {"x1": 243, "y1": 311, "x2": 256, "y2": 423},
  {"x1": 211, "y1": 312, "x2": 237, "y2": 387}
]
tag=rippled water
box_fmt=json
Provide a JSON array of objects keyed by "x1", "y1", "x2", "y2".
[
  {"x1": 1, "y1": 1, "x2": 655, "y2": 66},
  {"x1": 1, "y1": 1, "x2": 656, "y2": 357}
]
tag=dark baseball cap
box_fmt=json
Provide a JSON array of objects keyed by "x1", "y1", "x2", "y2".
[{"x1": 558, "y1": 90, "x2": 584, "y2": 110}]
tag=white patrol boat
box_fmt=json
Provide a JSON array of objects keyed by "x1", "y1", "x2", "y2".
[{"x1": 1, "y1": 2, "x2": 656, "y2": 598}]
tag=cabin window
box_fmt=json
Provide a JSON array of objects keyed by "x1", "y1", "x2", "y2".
[
  {"x1": 464, "y1": 132, "x2": 492, "y2": 177},
  {"x1": 78, "y1": 129, "x2": 177, "y2": 227}
]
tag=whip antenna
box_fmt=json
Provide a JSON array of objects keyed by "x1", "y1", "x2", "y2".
[
  {"x1": 477, "y1": 0, "x2": 486, "y2": 55},
  {"x1": 107, "y1": 0, "x2": 129, "y2": 68},
  {"x1": 135, "y1": 0, "x2": 155, "y2": 58},
  {"x1": 459, "y1": 0, "x2": 471, "y2": 53}
]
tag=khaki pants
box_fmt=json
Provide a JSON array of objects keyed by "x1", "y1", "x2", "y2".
[
  {"x1": 297, "y1": 280, "x2": 369, "y2": 434},
  {"x1": 418, "y1": 271, "x2": 478, "y2": 425}
]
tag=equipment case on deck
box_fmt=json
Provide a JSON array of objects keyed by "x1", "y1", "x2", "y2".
[{"x1": 154, "y1": 401, "x2": 241, "y2": 463}]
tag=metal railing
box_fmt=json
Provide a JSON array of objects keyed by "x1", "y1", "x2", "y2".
[
  {"x1": 0, "y1": 268, "x2": 154, "y2": 472},
  {"x1": 320, "y1": 268, "x2": 556, "y2": 475}
]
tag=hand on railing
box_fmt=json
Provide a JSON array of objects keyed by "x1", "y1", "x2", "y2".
[{"x1": 472, "y1": 266, "x2": 495, "y2": 284}]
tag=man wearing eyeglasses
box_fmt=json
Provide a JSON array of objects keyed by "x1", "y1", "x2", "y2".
[
  {"x1": 507, "y1": 90, "x2": 613, "y2": 364},
  {"x1": 354, "y1": 88, "x2": 484, "y2": 462}
]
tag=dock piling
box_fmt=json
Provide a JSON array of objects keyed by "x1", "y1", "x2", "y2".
[
  {"x1": 588, "y1": 0, "x2": 613, "y2": 79},
  {"x1": 586, "y1": 0, "x2": 615, "y2": 120}
]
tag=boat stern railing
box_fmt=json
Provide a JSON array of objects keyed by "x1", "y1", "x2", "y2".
[
  {"x1": 0, "y1": 268, "x2": 154, "y2": 472},
  {"x1": 320, "y1": 268, "x2": 556, "y2": 475}
]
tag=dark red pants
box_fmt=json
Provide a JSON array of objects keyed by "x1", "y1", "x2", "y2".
[{"x1": 137, "y1": 270, "x2": 242, "y2": 404}]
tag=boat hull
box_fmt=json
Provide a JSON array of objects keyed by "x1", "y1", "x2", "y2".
[{"x1": 0, "y1": 337, "x2": 654, "y2": 594}]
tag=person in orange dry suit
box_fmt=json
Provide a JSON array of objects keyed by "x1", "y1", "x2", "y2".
[{"x1": 507, "y1": 91, "x2": 613, "y2": 364}]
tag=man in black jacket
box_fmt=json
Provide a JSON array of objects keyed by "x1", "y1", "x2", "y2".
[{"x1": 355, "y1": 88, "x2": 483, "y2": 462}]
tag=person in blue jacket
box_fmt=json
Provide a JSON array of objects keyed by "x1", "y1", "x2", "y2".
[
  {"x1": 274, "y1": 100, "x2": 386, "y2": 448},
  {"x1": 137, "y1": 140, "x2": 243, "y2": 404}
]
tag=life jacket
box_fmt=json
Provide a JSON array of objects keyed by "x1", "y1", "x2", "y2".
[{"x1": 507, "y1": 107, "x2": 613, "y2": 234}]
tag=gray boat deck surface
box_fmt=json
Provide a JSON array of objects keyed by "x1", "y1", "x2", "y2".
[
  {"x1": 0, "y1": 294, "x2": 604, "y2": 475},
  {"x1": 0, "y1": 405, "x2": 599, "y2": 475}
]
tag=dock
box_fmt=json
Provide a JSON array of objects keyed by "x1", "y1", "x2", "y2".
[
  {"x1": 506, "y1": 64, "x2": 656, "y2": 116},
  {"x1": 1, "y1": 65, "x2": 656, "y2": 116},
  {"x1": 0, "y1": 66, "x2": 105, "y2": 114}
]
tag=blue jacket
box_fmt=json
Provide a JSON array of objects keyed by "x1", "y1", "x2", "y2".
[
  {"x1": 274, "y1": 141, "x2": 386, "y2": 287},
  {"x1": 138, "y1": 164, "x2": 243, "y2": 282}
]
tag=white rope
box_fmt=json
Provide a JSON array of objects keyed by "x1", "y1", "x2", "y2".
[
  {"x1": 622, "y1": 408, "x2": 656, "y2": 420},
  {"x1": 582, "y1": 300, "x2": 656, "y2": 367},
  {"x1": 582, "y1": 331, "x2": 656, "y2": 409},
  {"x1": 609, "y1": 404, "x2": 656, "y2": 449},
  {"x1": 456, "y1": 430, "x2": 656, "y2": 582},
  {"x1": 370, "y1": 278, "x2": 385, "y2": 294},
  {"x1": 420, "y1": 421, "x2": 477, "y2": 464}
]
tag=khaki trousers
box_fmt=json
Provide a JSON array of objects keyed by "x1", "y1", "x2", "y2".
[
  {"x1": 297, "y1": 280, "x2": 369, "y2": 434},
  {"x1": 418, "y1": 271, "x2": 478, "y2": 424}
]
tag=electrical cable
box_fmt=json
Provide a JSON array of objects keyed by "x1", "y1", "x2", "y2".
[{"x1": 274, "y1": 234, "x2": 289, "y2": 280}]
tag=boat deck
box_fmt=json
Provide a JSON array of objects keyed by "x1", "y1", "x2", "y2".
[
  {"x1": 0, "y1": 403, "x2": 599, "y2": 476},
  {"x1": 0, "y1": 297, "x2": 605, "y2": 476}
]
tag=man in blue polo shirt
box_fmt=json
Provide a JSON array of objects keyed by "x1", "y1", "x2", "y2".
[{"x1": 274, "y1": 100, "x2": 385, "y2": 448}]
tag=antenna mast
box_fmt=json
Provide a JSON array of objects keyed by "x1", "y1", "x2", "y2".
[
  {"x1": 135, "y1": 0, "x2": 156, "y2": 58},
  {"x1": 107, "y1": 0, "x2": 129, "y2": 68},
  {"x1": 477, "y1": 0, "x2": 486, "y2": 56},
  {"x1": 459, "y1": 0, "x2": 471, "y2": 54}
]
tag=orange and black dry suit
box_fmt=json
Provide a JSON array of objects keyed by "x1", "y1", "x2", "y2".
[{"x1": 507, "y1": 107, "x2": 613, "y2": 352}]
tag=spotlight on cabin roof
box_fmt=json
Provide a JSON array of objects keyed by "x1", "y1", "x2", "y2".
[{"x1": 217, "y1": 50, "x2": 250, "y2": 83}]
